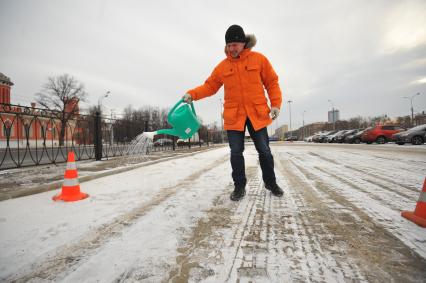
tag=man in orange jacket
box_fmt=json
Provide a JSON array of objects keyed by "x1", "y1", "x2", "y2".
[{"x1": 183, "y1": 24, "x2": 283, "y2": 201}]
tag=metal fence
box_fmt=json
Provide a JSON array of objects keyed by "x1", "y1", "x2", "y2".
[{"x1": 0, "y1": 103, "x2": 214, "y2": 170}]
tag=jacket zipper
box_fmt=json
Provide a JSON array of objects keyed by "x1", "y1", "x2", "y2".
[{"x1": 235, "y1": 61, "x2": 246, "y2": 117}]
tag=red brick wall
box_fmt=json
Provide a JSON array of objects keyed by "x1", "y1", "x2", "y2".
[{"x1": 0, "y1": 85, "x2": 11, "y2": 104}]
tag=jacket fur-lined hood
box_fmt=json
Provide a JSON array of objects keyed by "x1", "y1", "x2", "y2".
[{"x1": 245, "y1": 34, "x2": 257, "y2": 49}]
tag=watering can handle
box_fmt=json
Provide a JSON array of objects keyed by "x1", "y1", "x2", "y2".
[{"x1": 168, "y1": 98, "x2": 197, "y2": 120}]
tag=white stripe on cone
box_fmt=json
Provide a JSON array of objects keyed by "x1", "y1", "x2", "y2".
[
  {"x1": 418, "y1": 191, "x2": 426, "y2": 203},
  {"x1": 66, "y1": 162, "x2": 77, "y2": 170},
  {"x1": 63, "y1": 178, "x2": 79, "y2": 187}
]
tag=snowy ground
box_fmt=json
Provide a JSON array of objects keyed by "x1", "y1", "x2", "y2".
[
  {"x1": 0, "y1": 143, "x2": 425, "y2": 282},
  {"x1": 0, "y1": 145, "x2": 216, "y2": 200}
]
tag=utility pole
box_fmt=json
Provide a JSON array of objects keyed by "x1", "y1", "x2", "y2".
[
  {"x1": 110, "y1": 109, "x2": 115, "y2": 145},
  {"x1": 404, "y1": 92, "x2": 421, "y2": 126},
  {"x1": 302, "y1": 110, "x2": 306, "y2": 140},
  {"x1": 287, "y1": 100, "x2": 292, "y2": 140}
]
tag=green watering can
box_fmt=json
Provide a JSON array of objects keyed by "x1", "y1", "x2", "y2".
[{"x1": 144, "y1": 98, "x2": 201, "y2": 140}]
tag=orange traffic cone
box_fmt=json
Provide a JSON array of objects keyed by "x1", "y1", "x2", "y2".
[
  {"x1": 401, "y1": 177, "x2": 426, "y2": 228},
  {"x1": 52, "y1": 151, "x2": 89, "y2": 202}
]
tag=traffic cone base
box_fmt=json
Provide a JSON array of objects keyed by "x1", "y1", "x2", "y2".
[
  {"x1": 52, "y1": 188, "x2": 89, "y2": 202},
  {"x1": 401, "y1": 211, "x2": 426, "y2": 228},
  {"x1": 401, "y1": 177, "x2": 426, "y2": 228},
  {"x1": 53, "y1": 151, "x2": 89, "y2": 202}
]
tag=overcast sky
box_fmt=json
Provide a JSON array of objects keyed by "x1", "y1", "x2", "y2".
[{"x1": 1, "y1": 0, "x2": 426, "y2": 131}]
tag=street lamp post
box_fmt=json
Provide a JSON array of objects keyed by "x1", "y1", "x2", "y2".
[
  {"x1": 328, "y1": 99, "x2": 335, "y2": 130},
  {"x1": 287, "y1": 100, "x2": 292, "y2": 140},
  {"x1": 275, "y1": 114, "x2": 278, "y2": 138},
  {"x1": 302, "y1": 110, "x2": 306, "y2": 141},
  {"x1": 404, "y1": 92, "x2": 421, "y2": 126},
  {"x1": 98, "y1": 91, "x2": 111, "y2": 114},
  {"x1": 219, "y1": 98, "x2": 224, "y2": 143}
]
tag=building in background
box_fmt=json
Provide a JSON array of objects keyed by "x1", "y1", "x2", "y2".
[
  {"x1": 414, "y1": 111, "x2": 426, "y2": 126},
  {"x1": 328, "y1": 109, "x2": 340, "y2": 123},
  {"x1": 0, "y1": 73, "x2": 13, "y2": 104},
  {"x1": 274, "y1": 124, "x2": 288, "y2": 140},
  {"x1": 298, "y1": 122, "x2": 328, "y2": 139},
  {"x1": 0, "y1": 72, "x2": 80, "y2": 147}
]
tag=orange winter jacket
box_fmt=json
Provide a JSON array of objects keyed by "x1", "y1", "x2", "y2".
[{"x1": 187, "y1": 35, "x2": 282, "y2": 131}]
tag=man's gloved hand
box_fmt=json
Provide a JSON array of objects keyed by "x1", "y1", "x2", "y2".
[
  {"x1": 270, "y1": 107, "x2": 280, "y2": 120},
  {"x1": 182, "y1": 93, "x2": 193, "y2": 104}
]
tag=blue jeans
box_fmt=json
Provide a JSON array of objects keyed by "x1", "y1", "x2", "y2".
[{"x1": 227, "y1": 119, "x2": 276, "y2": 188}]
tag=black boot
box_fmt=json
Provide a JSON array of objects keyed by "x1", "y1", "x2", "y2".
[
  {"x1": 265, "y1": 183, "x2": 284, "y2": 197},
  {"x1": 230, "y1": 185, "x2": 246, "y2": 201}
]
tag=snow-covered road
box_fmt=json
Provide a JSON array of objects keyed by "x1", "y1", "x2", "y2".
[{"x1": 1, "y1": 143, "x2": 425, "y2": 282}]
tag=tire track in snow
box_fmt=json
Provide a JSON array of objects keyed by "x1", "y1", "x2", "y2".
[
  {"x1": 291, "y1": 155, "x2": 404, "y2": 215},
  {"x1": 307, "y1": 151, "x2": 338, "y2": 164},
  {"x1": 162, "y1": 165, "x2": 263, "y2": 282},
  {"x1": 325, "y1": 147, "x2": 426, "y2": 174},
  {"x1": 166, "y1": 160, "x2": 288, "y2": 282},
  {"x1": 370, "y1": 153, "x2": 426, "y2": 168},
  {"x1": 232, "y1": 173, "x2": 270, "y2": 281},
  {"x1": 308, "y1": 151, "x2": 422, "y2": 194},
  {"x1": 312, "y1": 165, "x2": 409, "y2": 212},
  {"x1": 305, "y1": 151, "x2": 418, "y2": 201},
  {"x1": 274, "y1": 155, "x2": 367, "y2": 282},
  {"x1": 342, "y1": 165, "x2": 419, "y2": 194},
  {"x1": 167, "y1": 166, "x2": 290, "y2": 283},
  {"x1": 278, "y1": 155, "x2": 426, "y2": 282},
  {"x1": 7, "y1": 154, "x2": 229, "y2": 283}
]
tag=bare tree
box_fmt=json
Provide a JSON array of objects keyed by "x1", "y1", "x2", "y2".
[
  {"x1": 395, "y1": 115, "x2": 412, "y2": 128},
  {"x1": 36, "y1": 74, "x2": 88, "y2": 145},
  {"x1": 368, "y1": 114, "x2": 391, "y2": 126}
]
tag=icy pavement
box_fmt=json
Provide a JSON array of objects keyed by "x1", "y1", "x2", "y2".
[{"x1": 0, "y1": 143, "x2": 425, "y2": 282}]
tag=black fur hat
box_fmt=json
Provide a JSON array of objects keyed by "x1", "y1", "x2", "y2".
[{"x1": 225, "y1": 25, "x2": 246, "y2": 44}]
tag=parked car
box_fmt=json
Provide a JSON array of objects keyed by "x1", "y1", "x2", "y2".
[
  {"x1": 153, "y1": 138, "x2": 173, "y2": 146},
  {"x1": 313, "y1": 131, "x2": 337, "y2": 143},
  {"x1": 285, "y1": 136, "x2": 299, "y2": 141},
  {"x1": 311, "y1": 133, "x2": 323, "y2": 143},
  {"x1": 326, "y1": 130, "x2": 348, "y2": 143},
  {"x1": 336, "y1": 129, "x2": 358, "y2": 143},
  {"x1": 393, "y1": 124, "x2": 426, "y2": 145},
  {"x1": 344, "y1": 128, "x2": 368, "y2": 144},
  {"x1": 304, "y1": 135, "x2": 315, "y2": 142},
  {"x1": 311, "y1": 132, "x2": 322, "y2": 143},
  {"x1": 177, "y1": 138, "x2": 204, "y2": 145},
  {"x1": 322, "y1": 130, "x2": 339, "y2": 143},
  {"x1": 361, "y1": 125, "x2": 405, "y2": 144}
]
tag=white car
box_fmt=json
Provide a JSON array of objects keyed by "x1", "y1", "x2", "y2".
[{"x1": 304, "y1": 135, "x2": 314, "y2": 142}]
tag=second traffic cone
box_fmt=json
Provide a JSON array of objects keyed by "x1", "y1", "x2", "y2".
[
  {"x1": 52, "y1": 151, "x2": 89, "y2": 202},
  {"x1": 401, "y1": 177, "x2": 426, "y2": 228}
]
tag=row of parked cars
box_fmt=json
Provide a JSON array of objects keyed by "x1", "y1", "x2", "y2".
[
  {"x1": 305, "y1": 124, "x2": 426, "y2": 145},
  {"x1": 153, "y1": 138, "x2": 204, "y2": 146}
]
